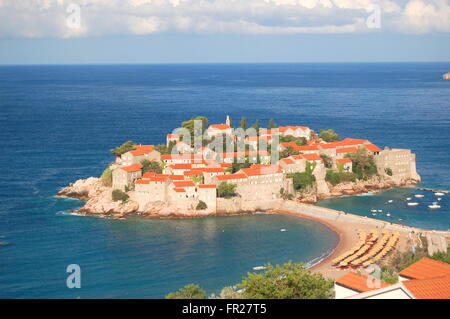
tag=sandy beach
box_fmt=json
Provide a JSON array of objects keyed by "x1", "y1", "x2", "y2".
[{"x1": 270, "y1": 202, "x2": 449, "y2": 280}]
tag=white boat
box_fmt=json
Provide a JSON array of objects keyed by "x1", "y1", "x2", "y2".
[
  {"x1": 408, "y1": 202, "x2": 419, "y2": 206},
  {"x1": 406, "y1": 197, "x2": 412, "y2": 201},
  {"x1": 280, "y1": 229, "x2": 286, "y2": 232},
  {"x1": 428, "y1": 202, "x2": 441, "y2": 209},
  {"x1": 435, "y1": 192, "x2": 445, "y2": 196},
  {"x1": 386, "y1": 213, "x2": 391, "y2": 217},
  {"x1": 371, "y1": 209, "x2": 377, "y2": 213},
  {"x1": 415, "y1": 194, "x2": 424, "y2": 198},
  {"x1": 388, "y1": 200, "x2": 393, "y2": 203},
  {"x1": 252, "y1": 266, "x2": 267, "y2": 271},
  {"x1": 378, "y1": 210, "x2": 383, "y2": 213},
  {"x1": 437, "y1": 198, "x2": 442, "y2": 201},
  {"x1": 372, "y1": 213, "x2": 376, "y2": 216}
]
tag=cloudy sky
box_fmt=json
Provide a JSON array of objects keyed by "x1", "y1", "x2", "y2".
[{"x1": 0, "y1": 0, "x2": 449, "y2": 63}]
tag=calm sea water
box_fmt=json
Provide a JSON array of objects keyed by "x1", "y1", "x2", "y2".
[{"x1": 0, "y1": 63, "x2": 449, "y2": 298}]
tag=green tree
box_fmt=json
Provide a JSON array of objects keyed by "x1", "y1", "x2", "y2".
[
  {"x1": 319, "y1": 129, "x2": 340, "y2": 142},
  {"x1": 100, "y1": 167, "x2": 113, "y2": 187},
  {"x1": 238, "y1": 261, "x2": 334, "y2": 299},
  {"x1": 325, "y1": 170, "x2": 356, "y2": 186},
  {"x1": 289, "y1": 162, "x2": 316, "y2": 192},
  {"x1": 344, "y1": 147, "x2": 378, "y2": 180},
  {"x1": 268, "y1": 119, "x2": 277, "y2": 129},
  {"x1": 154, "y1": 142, "x2": 176, "y2": 155},
  {"x1": 280, "y1": 146, "x2": 300, "y2": 159},
  {"x1": 430, "y1": 248, "x2": 450, "y2": 264},
  {"x1": 280, "y1": 135, "x2": 307, "y2": 146},
  {"x1": 141, "y1": 160, "x2": 162, "y2": 174},
  {"x1": 112, "y1": 189, "x2": 129, "y2": 202},
  {"x1": 165, "y1": 284, "x2": 206, "y2": 299},
  {"x1": 217, "y1": 182, "x2": 237, "y2": 198},
  {"x1": 385, "y1": 168, "x2": 393, "y2": 176},
  {"x1": 196, "y1": 200, "x2": 207, "y2": 210},
  {"x1": 240, "y1": 116, "x2": 247, "y2": 130},
  {"x1": 181, "y1": 116, "x2": 208, "y2": 146},
  {"x1": 110, "y1": 141, "x2": 135, "y2": 156},
  {"x1": 252, "y1": 120, "x2": 260, "y2": 136},
  {"x1": 320, "y1": 154, "x2": 333, "y2": 168}
]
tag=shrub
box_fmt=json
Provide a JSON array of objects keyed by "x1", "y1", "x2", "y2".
[
  {"x1": 385, "y1": 168, "x2": 393, "y2": 176},
  {"x1": 217, "y1": 182, "x2": 237, "y2": 198},
  {"x1": 430, "y1": 248, "x2": 450, "y2": 264},
  {"x1": 319, "y1": 129, "x2": 339, "y2": 142},
  {"x1": 326, "y1": 170, "x2": 357, "y2": 186},
  {"x1": 196, "y1": 200, "x2": 207, "y2": 210},
  {"x1": 165, "y1": 284, "x2": 206, "y2": 299},
  {"x1": 345, "y1": 148, "x2": 378, "y2": 180},
  {"x1": 110, "y1": 141, "x2": 135, "y2": 156},
  {"x1": 320, "y1": 154, "x2": 333, "y2": 169},
  {"x1": 100, "y1": 167, "x2": 112, "y2": 187},
  {"x1": 112, "y1": 189, "x2": 129, "y2": 202},
  {"x1": 290, "y1": 162, "x2": 316, "y2": 192}
]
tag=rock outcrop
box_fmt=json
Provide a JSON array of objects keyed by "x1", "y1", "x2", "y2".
[{"x1": 443, "y1": 72, "x2": 450, "y2": 80}]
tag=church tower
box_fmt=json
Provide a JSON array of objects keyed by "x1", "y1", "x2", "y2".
[{"x1": 226, "y1": 115, "x2": 231, "y2": 127}]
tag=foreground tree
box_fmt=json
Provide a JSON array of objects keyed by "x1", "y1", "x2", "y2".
[
  {"x1": 240, "y1": 116, "x2": 247, "y2": 130},
  {"x1": 344, "y1": 147, "x2": 378, "y2": 180},
  {"x1": 319, "y1": 129, "x2": 339, "y2": 142},
  {"x1": 238, "y1": 261, "x2": 334, "y2": 299},
  {"x1": 165, "y1": 284, "x2": 206, "y2": 299}
]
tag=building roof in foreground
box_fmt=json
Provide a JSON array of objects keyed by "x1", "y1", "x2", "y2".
[
  {"x1": 120, "y1": 163, "x2": 143, "y2": 172},
  {"x1": 399, "y1": 257, "x2": 450, "y2": 280},
  {"x1": 335, "y1": 272, "x2": 391, "y2": 293},
  {"x1": 403, "y1": 276, "x2": 450, "y2": 299}
]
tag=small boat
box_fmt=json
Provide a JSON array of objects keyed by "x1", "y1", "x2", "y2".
[
  {"x1": 437, "y1": 198, "x2": 442, "y2": 201},
  {"x1": 372, "y1": 213, "x2": 376, "y2": 216},
  {"x1": 280, "y1": 229, "x2": 286, "y2": 232},
  {"x1": 415, "y1": 194, "x2": 424, "y2": 198},
  {"x1": 398, "y1": 218, "x2": 402, "y2": 221},
  {"x1": 388, "y1": 200, "x2": 393, "y2": 203},
  {"x1": 386, "y1": 213, "x2": 391, "y2": 217},
  {"x1": 406, "y1": 197, "x2": 412, "y2": 201},
  {"x1": 408, "y1": 202, "x2": 419, "y2": 206},
  {"x1": 371, "y1": 209, "x2": 377, "y2": 213},
  {"x1": 435, "y1": 192, "x2": 445, "y2": 196},
  {"x1": 428, "y1": 202, "x2": 441, "y2": 209},
  {"x1": 252, "y1": 266, "x2": 267, "y2": 271},
  {"x1": 378, "y1": 210, "x2": 383, "y2": 213}
]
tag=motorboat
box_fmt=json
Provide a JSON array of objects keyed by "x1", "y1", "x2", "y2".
[
  {"x1": 435, "y1": 192, "x2": 445, "y2": 196},
  {"x1": 252, "y1": 266, "x2": 267, "y2": 271},
  {"x1": 428, "y1": 202, "x2": 441, "y2": 209},
  {"x1": 415, "y1": 194, "x2": 425, "y2": 198},
  {"x1": 407, "y1": 202, "x2": 419, "y2": 206}
]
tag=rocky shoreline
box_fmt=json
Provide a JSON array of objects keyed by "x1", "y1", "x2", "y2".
[{"x1": 56, "y1": 175, "x2": 419, "y2": 219}]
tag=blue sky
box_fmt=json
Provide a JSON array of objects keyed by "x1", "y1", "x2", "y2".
[{"x1": 1, "y1": 0, "x2": 449, "y2": 64}]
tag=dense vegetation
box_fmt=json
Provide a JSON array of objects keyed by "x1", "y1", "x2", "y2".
[
  {"x1": 110, "y1": 141, "x2": 135, "y2": 156},
  {"x1": 217, "y1": 182, "x2": 237, "y2": 198},
  {"x1": 288, "y1": 162, "x2": 316, "y2": 192},
  {"x1": 268, "y1": 119, "x2": 277, "y2": 129},
  {"x1": 165, "y1": 262, "x2": 334, "y2": 299},
  {"x1": 319, "y1": 129, "x2": 339, "y2": 142},
  {"x1": 195, "y1": 200, "x2": 207, "y2": 210},
  {"x1": 344, "y1": 148, "x2": 378, "y2": 180},
  {"x1": 280, "y1": 146, "x2": 300, "y2": 159},
  {"x1": 141, "y1": 159, "x2": 163, "y2": 174},
  {"x1": 385, "y1": 168, "x2": 393, "y2": 176},
  {"x1": 280, "y1": 135, "x2": 307, "y2": 146},
  {"x1": 165, "y1": 284, "x2": 206, "y2": 299},
  {"x1": 154, "y1": 141, "x2": 176, "y2": 155},
  {"x1": 111, "y1": 189, "x2": 129, "y2": 202},
  {"x1": 325, "y1": 170, "x2": 356, "y2": 186},
  {"x1": 100, "y1": 167, "x2": 113, "y2": 187},
  {"x1": 320, "y1": 154, "x2": 333, "y2": 168}
]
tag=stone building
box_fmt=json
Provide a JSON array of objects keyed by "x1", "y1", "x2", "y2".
[
  {"x1": 374, "y1": 148, "x2": 420, "y2": 183},
  {"x1": 119, "y1": 145, "x2": 161, "y2": 166},
  {"x1": 112, "y1": 163, "x2": 143, "y2": 191}
]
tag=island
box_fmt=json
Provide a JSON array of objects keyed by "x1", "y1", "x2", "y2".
[{"x1": 58, "y1": 115, "x2": 421, "y2": 219}]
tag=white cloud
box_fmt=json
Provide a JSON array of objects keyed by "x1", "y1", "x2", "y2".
[{"x1": 0, "y1": 0, "x2": 448, "y2": 38}]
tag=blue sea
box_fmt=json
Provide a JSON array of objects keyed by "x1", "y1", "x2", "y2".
[{"x1": 0, "y1": 63, "x2": 449, "y2": 298}]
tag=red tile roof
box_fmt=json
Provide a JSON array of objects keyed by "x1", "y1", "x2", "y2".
[
  {"x1": 399, "y1": 257, "x2": 450, "y2": 280},
  {"x1": 184, "y1": 170, "x2": 203, "y2": 176},
  {"x1": 161, "y1": 154, "x2": 203, "y2": 161},
  {"x1": 121, "y1": 163, "x2": 143, "y2": 172},
  {"x1": 281, "y1": 158, "x2": 295, "y2": 164},
  {"x1": 216, "y1": 173, "x2": 247, "y2": 181},
  {"x1": 198, "y1": 184, "x2": 217, "y2": 189},
  {"x1": 169, "y1": 164, "x2": 192, "y2": 170},
  {"x1": 365, "y1": 144, "x2": 382, "y2": 153},
  {"x1": 336, "y1": 158, "x2": 352, "y2": 163},
  {"x1": 219, "y1": 150, "x2": 269, "y2": 158},
  {"x1": 201, "y1": 167, "x2": 225, "y2": 173},
  {"x1": 129, "y1": 145, "x2": 155, "y2": 156},
  {"x1": 135, "y1": 179, "x2": 150, "y2": 184},
  {"x1": 302, "y1": 153, "x2": 322, "y2": 161},
  {"x1": 173, "y1": 187, "x2": 186, "y2": 193},
  {"x1": 336, "y1": 147, "x2": 358, "y2": 154},
  {"x1": 209, "y1": 124, "x2": 231, "y2": 130},
  {"x1": 403, "y1": 276, "x2": 450, "y2": 299},
  {"x1": 335, "y1": 272, "x2": 391, "y2": 293},
  {"x1": 167, "y1": 134, "x2": 180, "y2": 138},
  {"x1": 294, "y1": 145, "x2": 319, "y2": 151},
  {"x1": 220, "y1": 163, "x2": 232, "y2": 168},
  {"x1": 173, "y1": 180, "x2": 195, "y2": 188}
]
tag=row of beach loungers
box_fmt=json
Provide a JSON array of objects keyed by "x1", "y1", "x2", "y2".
[{"x1": 332, "y1": 229, "x2": 400, "y2": 269}]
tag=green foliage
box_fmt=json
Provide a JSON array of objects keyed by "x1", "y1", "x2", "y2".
[
  {"x1": 111, "y1": 189, "x2": 129, "y2": 202},
  {"x1": 141, "y1": 159, "x2": 162, "y2": 174},
  {"x1": 110, "y1": 141, "x2": 135, "y2": 156},
  {"x1": 430, "y1": 248, "x2": 450, "y2": 264},
  {"x1": 385, "y1": 168, "x2": 393, "y2": 176},
  {"x1": 196, "y1": 200, "x2": 207, "y2": 210},
  {"x1": 280, "y1": 135, "x2": 307, "y2": 146},
  {"x1": 319, "y1": 129, "x2": 339, "y2": 142},
  {"x1": 154, "y1": 142, "x2": 175, "y2": 155},
  {"x1": 100, "y1": 167, "x2": 113, "y2": 187},
  {"x1": 181, "y1": 116, "x2": 209, "y2": 146},
  {"x1": 217, "y1": 182, "x2": 237, "y2": 198},
  {"x1": 252, "y1": 120, "x2": 260, "y2": 135},
  {"x1": 320, "y1": 154, "x2": 333, "y2": 168},
  {"x1": 325, "y1": 170, "x2": 356, "y2": 186},
  {"x1": 344, "y1": 148, "x2": 378, "y2": 180},
  {"x1": 380, "y1": 266, "x2": 399, "y2": 284},
  {"x1": 240, "y1": 117, "x2": 247, "y2": 130},
  {"x1": 280, "y1": 146, "x2": 300, "y2": 159},
  {"x1": 291, "y1": 173, "x2": 315, "y2": 192},
  {"x1": 238, "y1": 261, "x2": 334, "y2": 299},
  {"x1": 165, "y1": 284, "x2": 206, "y2": 299},
  {"x1": 269, "y1": 119, "x2": 277, "y2": 129},
  {"x1": 210, "y1": 286, "x2": 242, "y2": 299}
]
